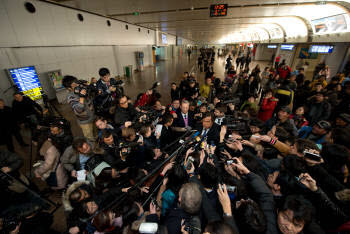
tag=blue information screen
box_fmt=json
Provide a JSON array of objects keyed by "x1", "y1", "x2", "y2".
[
  {"x1": 8, "y1": 66, "x2": 42, "y2": 100},
  {"x1": 281, "y1": 44, "x2": 294, "y2": 51},
  {"x1": 309, "y1": 45, "x2": 334, "y2": 54}
]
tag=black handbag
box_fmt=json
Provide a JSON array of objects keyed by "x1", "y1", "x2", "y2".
[{"x1": 45, "y1": 158, "x2": 60, "y2": 187}]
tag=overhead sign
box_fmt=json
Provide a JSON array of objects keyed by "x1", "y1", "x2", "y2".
[
  {"x1": 280, "y1": 44, "x2": 294, "y2": 51},
  {"x1": 309, "y1": 45, "x2": 334, "y2": 53},
  {"x1": 210, "y1": 4, "x2": 228, "y2": 17},
  {"x1": 267, "y1": 45, "x2": 277, "y2": 49},
  {"x1": 7, "y1": 66, "x2": 42, "y2": 100}
]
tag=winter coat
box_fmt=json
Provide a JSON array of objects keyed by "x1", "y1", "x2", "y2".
[
  {"x1": 258, "y1": 97, "x2": 278, "y2": 122},
  {"x1": 62, "y1": 180, "x2": 92, "y2": 212},
  {"x1": 246, "y1": 172, "x2": 278, "y2": 234},
  {"x1": 35, "y1": 140, "x2": 67, "y2": 189}
]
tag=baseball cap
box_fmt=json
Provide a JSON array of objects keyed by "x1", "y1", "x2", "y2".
[{"x1": 316, "y1": 120, "x2": 332, "y2": 131}]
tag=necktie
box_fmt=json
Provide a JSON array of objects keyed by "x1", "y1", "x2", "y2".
[
  {"x1": 202, "y1": 129, "x2": 208, "y2": 137},
  {"x1": 183, "y1": 114, "x2": 188, "y2": 127}
]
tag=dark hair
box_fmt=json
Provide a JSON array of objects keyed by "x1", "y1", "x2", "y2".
[
  {"x1": 121, "y1": 201, "x2": 140, "y2": 226},
  {"x1": 94, "y1": 116, "x2": 107, "y2": 123},
  {"x1": 215, "y1": 102, "x2": 226, "y2": 113},
  {"x1": 72, "y1": 137, "x2": 88, "y2": 151},
  {"x1": 162, "y1": 114, "x2": 174, "y2": 125},
  {"x1": 205, "y1": 221, "x2": 237, "y2": 234},
  {"x1": 139, "y1": 124, "x2": 151, "y2": 137},
  {"x1": 62, "y1": 75, "x2": 78, "y2": 89},
  {"x1": 275, "y1": 126, "x2": 291, "y2": 143},
  {"x1": 202, "y1": 112, "x2": 215, "y2": 121},
  {"x1": 95, "y1": 167, "x2": 113, "y2": 192},
  {"x1": 92, "y1": 210, "x2": 113, "y2": 232},
  {"x1": 279, "y1": 195, "x2": 313, "y2": 225},
  {"x1": 295, "y1": 139, "x2": 319, "y2": 154},
  {"x1": 321, "y1": 144, "x2": 349, "y2": 170},
  {"x1": 198, "y1": 163, "x2": 218, "y2": 189},
  {"x1": 249, "y1": 118, "x2": 265, "y2": 129},
  {"x1": 331, "y1": 128, "x2": 350, "y2": 148},
  {"x1": 99, "y1": 67, "x2": 110, "y2": 77},
  {"x1": 101, "y1": 129, "x2": 113, "y2": 140},
  {"x1": 235, "y1": 199, "x2": 266, "y2": 233},
  {"x1": 167, "y1": 164, "x2": 188, "y2": 195},
  {"x1": 282, "y1": 155, "x2": 307, "y2": 176}
]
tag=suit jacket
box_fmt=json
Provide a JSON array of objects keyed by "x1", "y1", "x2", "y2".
[
  {"x1": 196, "y1": 123, "x2": 221, "y2": 145},
  {"x1": 173, "y1": 110, "x2": 194, "y2": 128}
]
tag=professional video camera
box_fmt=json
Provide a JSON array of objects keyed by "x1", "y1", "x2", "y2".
[
  {"x1": 225, "y1": 112, "x2": 250, "y2": 137},
  {"x1": 110, "y1": 79, "x2": 125, "y2": 98},
  {"x1": 74, "y1": 80, "x2": 89, "y2": 97},
  {"x1": 221, "y1": 97, "x2": 241, "y2": 106}
]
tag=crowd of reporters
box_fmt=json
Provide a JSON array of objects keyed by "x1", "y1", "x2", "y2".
[{"x1": 0, "y1": 48, "x2": 350, "y2": 234}]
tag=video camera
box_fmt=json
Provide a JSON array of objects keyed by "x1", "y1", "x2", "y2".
[
  {"x1": 221, "y1": 97, "x2": 240, "y2": 106},
  {"x1": 74, "y1": 80, "x2": 89, "y2": 97},
  {"x1": 225, "y1": 112, "x2": 250, "y2": 136},
  {"x1": 118, "y1": 141, "x2": 140, "y2": 156}
]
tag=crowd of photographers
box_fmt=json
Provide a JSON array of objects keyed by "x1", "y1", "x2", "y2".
[{"x1": 1, "y1": 47, "x2": 350, "y2": 234}]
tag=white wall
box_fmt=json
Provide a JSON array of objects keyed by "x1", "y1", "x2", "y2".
[
  {"x1": 0, "y1": 0, "x2": 155, "y2": 47},
  {"x1": 324, "y1": 43, "x2": 349, "y2": 78},
  {"x1": 254, "y1": 44, "x2": 276, "y2": 61},
  {"x1": 113, "y1": 45, "x2": 153, "y2": 75}
]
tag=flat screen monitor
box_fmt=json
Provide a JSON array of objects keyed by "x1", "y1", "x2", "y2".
[
  {"x1": 309, "y1": 45, "x2": 334, "y2": 53},
  {"x1": 267, "y1": 45, "x2": 277, "y2": 49},
  {"x1": 281, "y1": 44, "x2": 294, "y2": 51},
  {"x1": 7, "y1": 66, "x2": 42, "y2": 100},
  {"x1": 161, "y1": 34, "x2": 167, "y2": 44}
]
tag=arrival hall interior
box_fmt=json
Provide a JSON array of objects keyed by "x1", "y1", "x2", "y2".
[{"x1": 0, "y1": 0, "x2": 350, "y2": 233}]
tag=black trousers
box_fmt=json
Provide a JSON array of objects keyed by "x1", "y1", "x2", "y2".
[{"x1": 3, "y1": 128, "x2": 25, "y2": 152}]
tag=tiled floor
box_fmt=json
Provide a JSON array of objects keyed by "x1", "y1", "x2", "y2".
[{"x1": 3, "y1": 52, "x2": 270, "y2": 232}]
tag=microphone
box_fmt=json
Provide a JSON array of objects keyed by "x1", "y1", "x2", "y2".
[{"x1": 179, "y1": 131, "x2": 200, "y2": 144}]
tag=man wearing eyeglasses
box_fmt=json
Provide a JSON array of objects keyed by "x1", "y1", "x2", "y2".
[{"x1": 114, "y1": 95, "x2": 138, "y2": 128}]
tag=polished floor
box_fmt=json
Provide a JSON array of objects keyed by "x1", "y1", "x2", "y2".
[{"x1": 2, "y1": 51, "x2": 269, "y2": 232}]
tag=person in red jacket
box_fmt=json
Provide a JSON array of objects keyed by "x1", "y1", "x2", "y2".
[
  {"x1": 134, "y1": 89, "x2": 154, "y2": 108},
  {"x1": 258, "y1": 90, "x2": 278, "y2": 122},
  {"x1": 278, "y1": 64, "x2": 292, "y2": 80}
]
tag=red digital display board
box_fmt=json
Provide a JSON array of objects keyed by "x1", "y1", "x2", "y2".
[{"x1": 210, "y1": 4, "x2": 228, "y2": 17}]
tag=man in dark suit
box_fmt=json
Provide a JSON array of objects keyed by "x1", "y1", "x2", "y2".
[
  {"x1": 196, "y1": 112, "x2": 221, "y2": 145},
  {"x1": 172, "y1": 100, "x2": 194, "y2": 133}
]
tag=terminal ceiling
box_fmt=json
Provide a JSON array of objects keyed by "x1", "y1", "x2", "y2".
[{"x1": 48, "y1": 0, "x2": 350, "y2": 44}]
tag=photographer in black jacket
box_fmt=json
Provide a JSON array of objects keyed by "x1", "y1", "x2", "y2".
[{"x1": 94, "y1": 67, "x2": 124, "y2": 118}]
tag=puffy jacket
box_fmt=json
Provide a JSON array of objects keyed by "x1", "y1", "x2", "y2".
[{"x1": 258, "y1": 97, "x2": 278, "y2": 122}]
